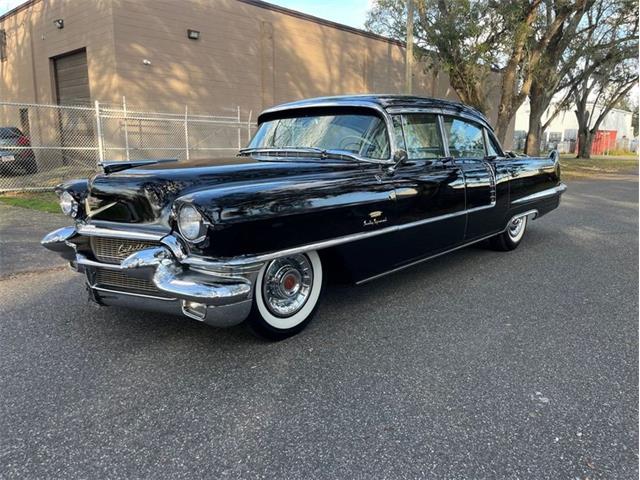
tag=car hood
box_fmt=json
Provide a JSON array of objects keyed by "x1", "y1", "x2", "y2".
[{"x1": 85, "y1": 156, "x2": 363, "y2": 227}]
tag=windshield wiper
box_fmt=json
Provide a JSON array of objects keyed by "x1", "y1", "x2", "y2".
[
  {"x1": 239, "y1": 146, "x2": 325, "y2": 156},
  {"x1": 238, "y1": 146, "x2": 363, "y2": 162}
]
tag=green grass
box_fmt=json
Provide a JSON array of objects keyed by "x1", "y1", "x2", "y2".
[
  {"x1": 0, "y1": 192, "x2": 62, "y2": 214},
  {"x1": 559, "y1": 153, "x2": 638, "y2": 178}
]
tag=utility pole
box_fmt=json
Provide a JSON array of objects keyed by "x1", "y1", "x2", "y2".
[{"x1": 405, "y1": 0, "x2": 414, "y2": 94}]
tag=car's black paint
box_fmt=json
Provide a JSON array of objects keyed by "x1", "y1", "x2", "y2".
[{"x1": 61, "y1": 95, "x2": 563, "y2": 283}]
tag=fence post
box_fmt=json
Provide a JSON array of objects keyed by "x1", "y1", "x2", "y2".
[
  {"x1": 123, "y1": 96, "x2": 130, "y2": 161},
  {"x1": 237, "y1": 106, "x2": 242, "y2": 149},
  {"x1": 94, "y1": 100, "x2": 105, "y2": 164},
  {"x1": 247, "y1": 110, "x2": 253, "y2": 144},
  {"x1": 184, "y1": 105, "x2": 190, "y2": 161}
]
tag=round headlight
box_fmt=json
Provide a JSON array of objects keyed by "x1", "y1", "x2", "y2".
[
  {"x1": 178, "y1": 204, "x2": 205, "y2": 241},
  {"x1": 59, "y1": 191, "x2": 78, "y2": 217}
]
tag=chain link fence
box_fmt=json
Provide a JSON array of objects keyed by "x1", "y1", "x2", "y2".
[{"x1": 0, "y1": 100, "x2": 255, "y2": 192}]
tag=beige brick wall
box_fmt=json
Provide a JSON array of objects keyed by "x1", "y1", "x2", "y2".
[
  {"x1": 0, "y1": 0, "x2": 119, "y2": 105},
  {"x1": 0, "y1": 0, "x2": 513, "y2": 147},
  {"x1": 107, "y1": 0, "x2": 463, "y2": 115}
]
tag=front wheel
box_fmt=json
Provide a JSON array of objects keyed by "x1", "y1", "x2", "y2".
[
  {"x1": 490, "y1": 215, "x2": 528, "y2": 251},
  {"x1": 246, "y1": 251, "x2": 323, "y2": 341}
]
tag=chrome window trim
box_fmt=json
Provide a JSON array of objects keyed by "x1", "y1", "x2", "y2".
[
  {"x1": 511, "y1": 184, "x2": 567, "y2": 205},
  {"x1": 388, "y1": 107, "x2": 492, "y2": 131},
  {"x1": 257, "y1": 101, "x2": 399, "y2": 162},
  {"x1": 440, "y1": 113, "x2": 489, "y2": 158},
  {"x1": 483, "y1": 128, "x2": 505, "y2": 157},
  {"x1": 391, "y1": 111, "x2": 449, "y2": 161},
  {"x1": 438, "y1": 115, "x2": 451, "y2": 158}
]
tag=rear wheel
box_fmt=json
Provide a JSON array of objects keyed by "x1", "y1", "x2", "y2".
[
  {"x1": 490, "y1": 215, "x2": 528, "y2": 251},
  {"x1": 246, "y1": 251, "x2": 323, "y2": 341}
]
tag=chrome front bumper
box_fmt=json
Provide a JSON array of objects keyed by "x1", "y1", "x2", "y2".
[{"x1": 41, "y1": 226, "x2": 261, "y2": 327}]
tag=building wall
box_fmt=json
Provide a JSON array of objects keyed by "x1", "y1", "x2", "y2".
[
  {"x1": 0, "y1": 0, "x2": 513, "y2": 149},
  {"x1": 515, "y1": 99, "x2": 634, "y2": 142},
  {"x1": 0, "y1": 0, "x2": 119, "y2": 105},
  {"x1": 106, "y1": 0, "x2": 462, "y2": 115}
]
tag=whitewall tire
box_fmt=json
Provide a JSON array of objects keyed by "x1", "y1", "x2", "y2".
[
  {"x1": 490, "y1": 215, "x2": 528, "y2": 251},
  {"x1": 246, "y1": 251, "x2": 323, "y2": 340}
]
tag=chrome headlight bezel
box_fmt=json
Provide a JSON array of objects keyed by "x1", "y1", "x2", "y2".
[
  {"x1": 177, "y1": 204, "x2": 207, "y2": 244},
  {"x1": 59, "y1": 191, "x2": 79, "y2": 218}
]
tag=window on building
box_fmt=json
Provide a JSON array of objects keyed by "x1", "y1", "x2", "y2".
[
  {"x1": 0, "y1": 30, "x2": 6, "y2": 61},
  {"x1": 548, "y1": 132, "x2": 562, "y2": 143}
]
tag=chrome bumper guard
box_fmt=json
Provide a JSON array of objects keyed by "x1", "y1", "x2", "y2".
[{"x1": 41, "y1": 226, "x2": 258, "y2": 327}]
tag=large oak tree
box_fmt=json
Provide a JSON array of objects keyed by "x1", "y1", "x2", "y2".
[{"x1": 366, "y1": 0, "x2": 595, "y2": 146}]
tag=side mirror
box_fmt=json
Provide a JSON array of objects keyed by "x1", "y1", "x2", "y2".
[{"x1": 388, "y1": 149, "x2": 408, "y2": 174}]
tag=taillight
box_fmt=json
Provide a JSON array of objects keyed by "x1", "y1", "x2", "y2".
[{"x1": 17, "y1": 135, "x2": 30, "y2": 146}]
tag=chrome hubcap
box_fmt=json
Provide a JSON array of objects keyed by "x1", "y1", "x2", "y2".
[
  {"x1": 262, "y1": 254, "x2": 313, "y2": 317},
  {"x1": 508, "y1": 217, "x2": 525, "y2": 239}
]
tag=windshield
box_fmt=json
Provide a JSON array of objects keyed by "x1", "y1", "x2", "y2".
[{"x1": 247, "y1": 113, "x2": 390, "y2": 160}]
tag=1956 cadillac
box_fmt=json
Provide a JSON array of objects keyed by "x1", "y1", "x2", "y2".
[{"x1": 42, "y1": 95, "x2": 566, "y2": 340}]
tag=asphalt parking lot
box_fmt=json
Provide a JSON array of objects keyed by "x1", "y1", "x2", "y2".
[{"x1": 0, "y1": 178, "x2": 638, "y2": 479}]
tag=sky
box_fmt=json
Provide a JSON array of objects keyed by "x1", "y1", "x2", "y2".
[{"x1": 0, "y1": 0, "x2": 373, "y2": 28}]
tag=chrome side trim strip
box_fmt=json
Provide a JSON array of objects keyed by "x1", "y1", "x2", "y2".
[
  {"x1": 76, "y1": 224, "x2": 166, "y2": 241},
  {"x1": 184, "y1": 204, "x2": 495, "y2": 269},
  {"x1": 511, "y1": 183, "x2": 567, "y2": 205},
  {"x1": 356, "y1": 209, "x2": 539, "y2": 284}
]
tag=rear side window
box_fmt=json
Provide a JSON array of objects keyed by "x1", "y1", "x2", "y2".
[
  {"x1": 443, "y1": 117, "x2": 485, "y2": 158},
  {"x1": 485, "y1": 130, "x2": 502, "y2": 157},
  {"x1": 394, "y1": 113, "x2": 445, "y2": 159}
]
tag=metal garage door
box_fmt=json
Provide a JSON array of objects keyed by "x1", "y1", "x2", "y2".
[
  {"x1": 53, "y1": 49, "x2": 95, "y2": 167},
  {"x1": 53, "y1": 49, "x2": 91, "y2": 105}
]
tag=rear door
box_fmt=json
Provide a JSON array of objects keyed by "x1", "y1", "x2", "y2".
[
  {"x1": 441, "y1": 116, "x2": 508, "y2": 240},
  {"x1": 389, "y1": 112, "x2": 466, "y2": 263}
]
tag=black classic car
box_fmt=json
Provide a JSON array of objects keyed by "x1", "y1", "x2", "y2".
[
  {"x1": 0, "y1": 127, "x2": 37, "y2": 175},
  {"x1": 42, "y1": 95, "x2": 566, "y2": 340}
]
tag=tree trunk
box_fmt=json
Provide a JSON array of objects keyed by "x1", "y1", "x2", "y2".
[
  {"x1": 494, "y1": 113, "x2": 512, "y2": 147},
  {"x1": 577, "y1": 130, "x2": 593, "y2": 159},
  {"x1": 524, "y1": 99, "x2": 547, "y2": 156}
]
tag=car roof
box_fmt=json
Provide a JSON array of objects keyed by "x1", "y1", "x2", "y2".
[
  {"x1": 0, "y1": 127, "x2": 22, "y2": 138},
  {"x1": 259, "y1": 94, "x2": 490, "y2": 126}
]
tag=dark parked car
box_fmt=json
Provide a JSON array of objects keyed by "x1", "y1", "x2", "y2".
[
  {"x1": 0, "y1": 127, "x2": 37, "y2": 175},
  {"x1": 42, "y1": 95, "x2": 565, "y2": 340}
]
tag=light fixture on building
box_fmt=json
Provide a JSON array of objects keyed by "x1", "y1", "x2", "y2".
[
  {"x1": 187, "y1": 29, "x2": 200, "y2": 40},
  {"x1": 53, "y1": 19, "x2": 64, "y2": 29},
  {"x1": 142, "y1": 59, "x2": 152, "y2": 65}
]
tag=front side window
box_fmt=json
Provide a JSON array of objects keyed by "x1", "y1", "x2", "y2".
[
  {"x1": 249, "y1": 113, "x2": 390, "y2": 159},
  {"x1": 443, "y1": 117, "x2": 486, "y2": 158},
  {"x1": 395, "y1": 114, "x2": 445, "y2": 159}
]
